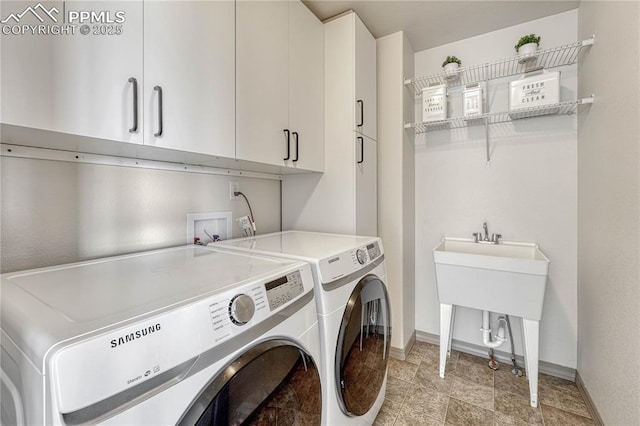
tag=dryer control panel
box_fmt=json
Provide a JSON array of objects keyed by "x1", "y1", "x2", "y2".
[{"x1": 318, "y1": 239, "x2": 384, "y2": 284}]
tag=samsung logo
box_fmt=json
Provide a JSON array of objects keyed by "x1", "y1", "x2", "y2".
[
  {"x1": 110, "y1": 324, "x2": 161, "y2": 348},
  {"x1": 328, "y1": 256, "x2": 340, "y2": 264}
]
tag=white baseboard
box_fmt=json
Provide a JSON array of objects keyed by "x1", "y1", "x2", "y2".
[
  {"x1": 576, "y1": 371, "x2": 604, "y2": 425},
  {"x1": 415, "y1": 330, "x2": 576, "y2": 382}
]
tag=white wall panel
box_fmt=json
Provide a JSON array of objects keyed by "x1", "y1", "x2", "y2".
[{"x1": 414, "y1": 10, "x2": 579, "y2": 368}]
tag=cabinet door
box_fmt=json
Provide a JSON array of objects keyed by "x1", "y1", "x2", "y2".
[
  {"x1": 1, "y1": 1, "x2": 143, "y2": 144},
  {"x1": 354, "y1": 15, "x2": 377, "y2": 141},
  {"x1": 355, "y1": 136, "x2": 377, "y2": 236},
  {"x1": 236, "y1": 1, "x2": 289, "y2": 166},
  {"x1": 288, "y1": 0, "x2": 324, "y2": 172},
  {"x1": 143, "y1": 0, "x2": 235, "y2": 158}
]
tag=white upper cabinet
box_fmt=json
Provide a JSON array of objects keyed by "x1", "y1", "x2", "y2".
[
  {"x1": 287, "y1": 0, "x2": 324, "y2": 172},
  {"x1": 143, "y1": 1, "x2": 235, "y2": 158},
  {"x1": 236, "y1": 0, "x2": 324, "y2": 172},
  {"x1": 355, "y1": 136, "x2": 377, "y2": 236},
  {"x1": 1, "y1": 1, "x2": 143, "y2": 144},
  {"x1": 236, "y1": 0, "x2": 290, "y2": 167},
  {"x1": 354, "y1": 16, "x2": 377, "y2": 142}
]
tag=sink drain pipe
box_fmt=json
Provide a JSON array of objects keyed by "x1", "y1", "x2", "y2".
[{"x1": 480, "y1": 310, "x2": 507, "y2": 348}]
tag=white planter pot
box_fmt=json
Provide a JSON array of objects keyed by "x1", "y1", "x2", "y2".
[
  {"x1": 518, "y1": 42, "x2": 538, "y2": 56},
  {"x1": 443, "y1": 62, "x2": 459, "y2": 73}
]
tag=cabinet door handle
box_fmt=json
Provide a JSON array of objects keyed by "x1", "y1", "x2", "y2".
[
  {"x1": 357, "y1": 136, "x2": 364, "y2": 164},
  {"x1": 154, "y1": 86, "x2": 163, "y2": 137},
  {"x1": 292, "y1": 131, "x2": 299, "y2": 162},
  {"x1": 357, "y1": 100, "x2": 364, "y2": 127},
  {"x1": 128, "y1": 77, "x2": 138, "y2": 133},
  {"x1": 283, "y1": 129, "x2": 290, "y2": 160}
]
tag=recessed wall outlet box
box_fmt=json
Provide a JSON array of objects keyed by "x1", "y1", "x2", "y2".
[
  {"x1": 229, "y1": 182, "x2": 240, "y2": 200},
  {"x1": 463, "y1": 84, "x2": 484, "y2": 118},
  {"x1": 509, "y1": 71, "x2": 560, "y2": 119},
  {"x1": 236, "y1": 215, "x2": 252, "y2": 231},
  {"x1": 187, "y1": 211, "x2": 232, "y2": 244},
  {"x1": 422, "y1": 84, "x2": 447, "y2": 123}
]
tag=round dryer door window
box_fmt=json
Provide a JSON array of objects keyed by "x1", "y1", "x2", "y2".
[
  {"x1": 179, "y1": 340, "x2": 321, "y2": 425},
  {"x1": 335, "y1": 274, "x2": 391, "y2": 416}
]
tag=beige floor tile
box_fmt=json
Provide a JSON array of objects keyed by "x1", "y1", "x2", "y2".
[
  {"x1": 445, "y1": 398, "x2": 494, "y2": 426},
  {"x1": 538, "y1": 373, "x2": 584, "y2": 402},
  {"x1": 493, "y1": 367, "x2": 530, "y2": 400},
  {"x1": 494, "y1": 389, "x2": 543, "y2": 425},
  {"x1": 454, "y1": 358, "x2": 494, "y2": 388},
  {"x1": 539, "y1": 385, "x2": 591, "y2": 419},
  {"x1": 388, "y1": 357, "x2": 419, "y2": 382},
  {"x1": 374, "y1": 398, "x2": 401, "y2": 426},
  {"x1": 458, "y1": 352, "x2": 491, "y2": 366},
  {"x1": 385, "y1": 376, "x2": 411, "y2": 404},
  {"x1": 402, "y1": 383, "x2": 450, "y2": 422},
  {"x1": 540, "y1": 404, "x2": 594, "y2": 426},
  {"x1": 405, "y1": 344, "x2": 427, "y2": 365},
  {"x1": 493, "y1": 411, "x2": 532, "y2": 426},
  {"x1": 381, "y1": 347, "x2": 594, "y2": 426},
  {"x1": 450, "y1": 376, "x2": 494, "y2": 411},
  {"x1": 414, "y1": 362, "x2": 456, "y2": 395},
  {"x1": 423, "y1": 348, "x2": 459, "y2": 373},
  {"x1": 395, "y1": 409, "x2": 444, "y2": 426}
]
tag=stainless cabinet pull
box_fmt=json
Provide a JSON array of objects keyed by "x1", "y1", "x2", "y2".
[
  {"x1": 283, "y1": 129, "x2": 290, "y2": 160},
  {"x1": 357, "y1": 137, "x2": 364, "y2": 164},
  {"x1": 128, "y1": 77, "x2": 138, "y2": 133},
  {"x1": 154, "y1": 86, "x2": 163, "y2": 137},
  {"x1": 292, "y1": 132, "x2": 299, "y2": 162},
  {"x1": 357, "y1": 100, "x2": 364, "y2": 127}
]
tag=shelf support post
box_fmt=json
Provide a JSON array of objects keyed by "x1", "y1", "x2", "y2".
[{"x1": 484, "y1": 65, "x2": 490, "y2": 166}]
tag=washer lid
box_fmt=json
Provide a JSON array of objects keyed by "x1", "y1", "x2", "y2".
[
  {"x1": 0, "y1": 246, "x2": 303, "y2": 371},
  {"x1": 217, "y1": 230, "x2": 380, "y2": 262}
]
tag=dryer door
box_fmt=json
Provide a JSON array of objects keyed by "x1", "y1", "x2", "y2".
[
  {"x1": 178, "y1": 340, "x2": 321, "y2": 425},
  {"x1": 335, "y1": 274, "x2": 391, "y2": 416}
]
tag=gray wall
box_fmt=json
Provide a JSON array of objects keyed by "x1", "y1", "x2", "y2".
[
  {"x1": 1, "y1": 156, "x2": 281, "y2": 273},
  {"x1": 577, "y1": 2, "x2": 640, "y2": 423}
]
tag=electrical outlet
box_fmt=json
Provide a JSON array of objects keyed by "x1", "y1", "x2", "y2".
[{"x1": 229, "y1": 182, "x2": 240, "y2": 200}]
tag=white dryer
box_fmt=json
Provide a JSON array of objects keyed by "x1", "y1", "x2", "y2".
[
  {"x1": 215, "y1": 231, "x2": 391, "y2": 425},
  {"x1": 1, "y1": 246, "x2": 323, "y2": 425}
]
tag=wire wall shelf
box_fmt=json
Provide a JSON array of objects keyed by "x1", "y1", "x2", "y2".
[
  {"x1": 404, "y1": 37, "x2": 595, "y2": 94},
  {"x1": 405, "y1": 97, "x2": 594, "y2": 134}
]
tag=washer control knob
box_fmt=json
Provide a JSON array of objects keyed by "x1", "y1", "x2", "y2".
[
  {"x1": 356, "y1": 249, "x2": 367, "y2": 265},
  {"x1": 229, "y1": 294, "x2": 255, "y2": 325}
]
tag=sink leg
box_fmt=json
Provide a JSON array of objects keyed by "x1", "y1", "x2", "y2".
[
  {"x1": 439, "y1": 303, "x2": 454, "y2": 378},
  {"x1": 522, "y1": 319, "x2": 540, "y2": 408}
]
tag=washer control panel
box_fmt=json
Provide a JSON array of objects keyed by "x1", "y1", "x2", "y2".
[
  {"x1": 265, "y1": 271, "x2": 304, "y2": 311},
  {"x1": 206, "y1": 266, "x2": 311, "y2": 347}
]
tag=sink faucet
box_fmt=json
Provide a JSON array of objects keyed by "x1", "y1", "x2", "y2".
[{"x1": 473, "y1": 222, "x2": 501, "y2": 244}]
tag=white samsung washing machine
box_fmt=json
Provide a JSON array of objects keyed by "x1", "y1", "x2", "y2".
[
  {"x1": 215, "y1": 231, "x2": 391, "y2": 425},
  {"x1": 1, "y1": 245, "x2": 323, "y2": 425}
]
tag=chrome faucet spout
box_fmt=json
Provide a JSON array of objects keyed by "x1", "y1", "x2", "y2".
[{"x1": 483, "y1": 222, "x2": 489, "y2": 241}]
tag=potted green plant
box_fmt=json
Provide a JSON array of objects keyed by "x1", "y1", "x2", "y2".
[
  {"x1": 515, "y1": 34, "x2": 541, "y2": 56},
  {"x1": 442, "y1": 56, "x2": 462, "y2": 75}
]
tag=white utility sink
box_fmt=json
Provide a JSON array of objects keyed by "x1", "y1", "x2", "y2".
[
  {"x1": 433, "y1": 237, "x2": 550, "y2": 408},
  {"x1": 433, "y1": 237, "x2": 550, "y2": 321}
]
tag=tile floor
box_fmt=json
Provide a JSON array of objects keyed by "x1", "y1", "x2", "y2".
[{"x1": 374, "y1": 341, "x2": 594, "y2": 426}]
